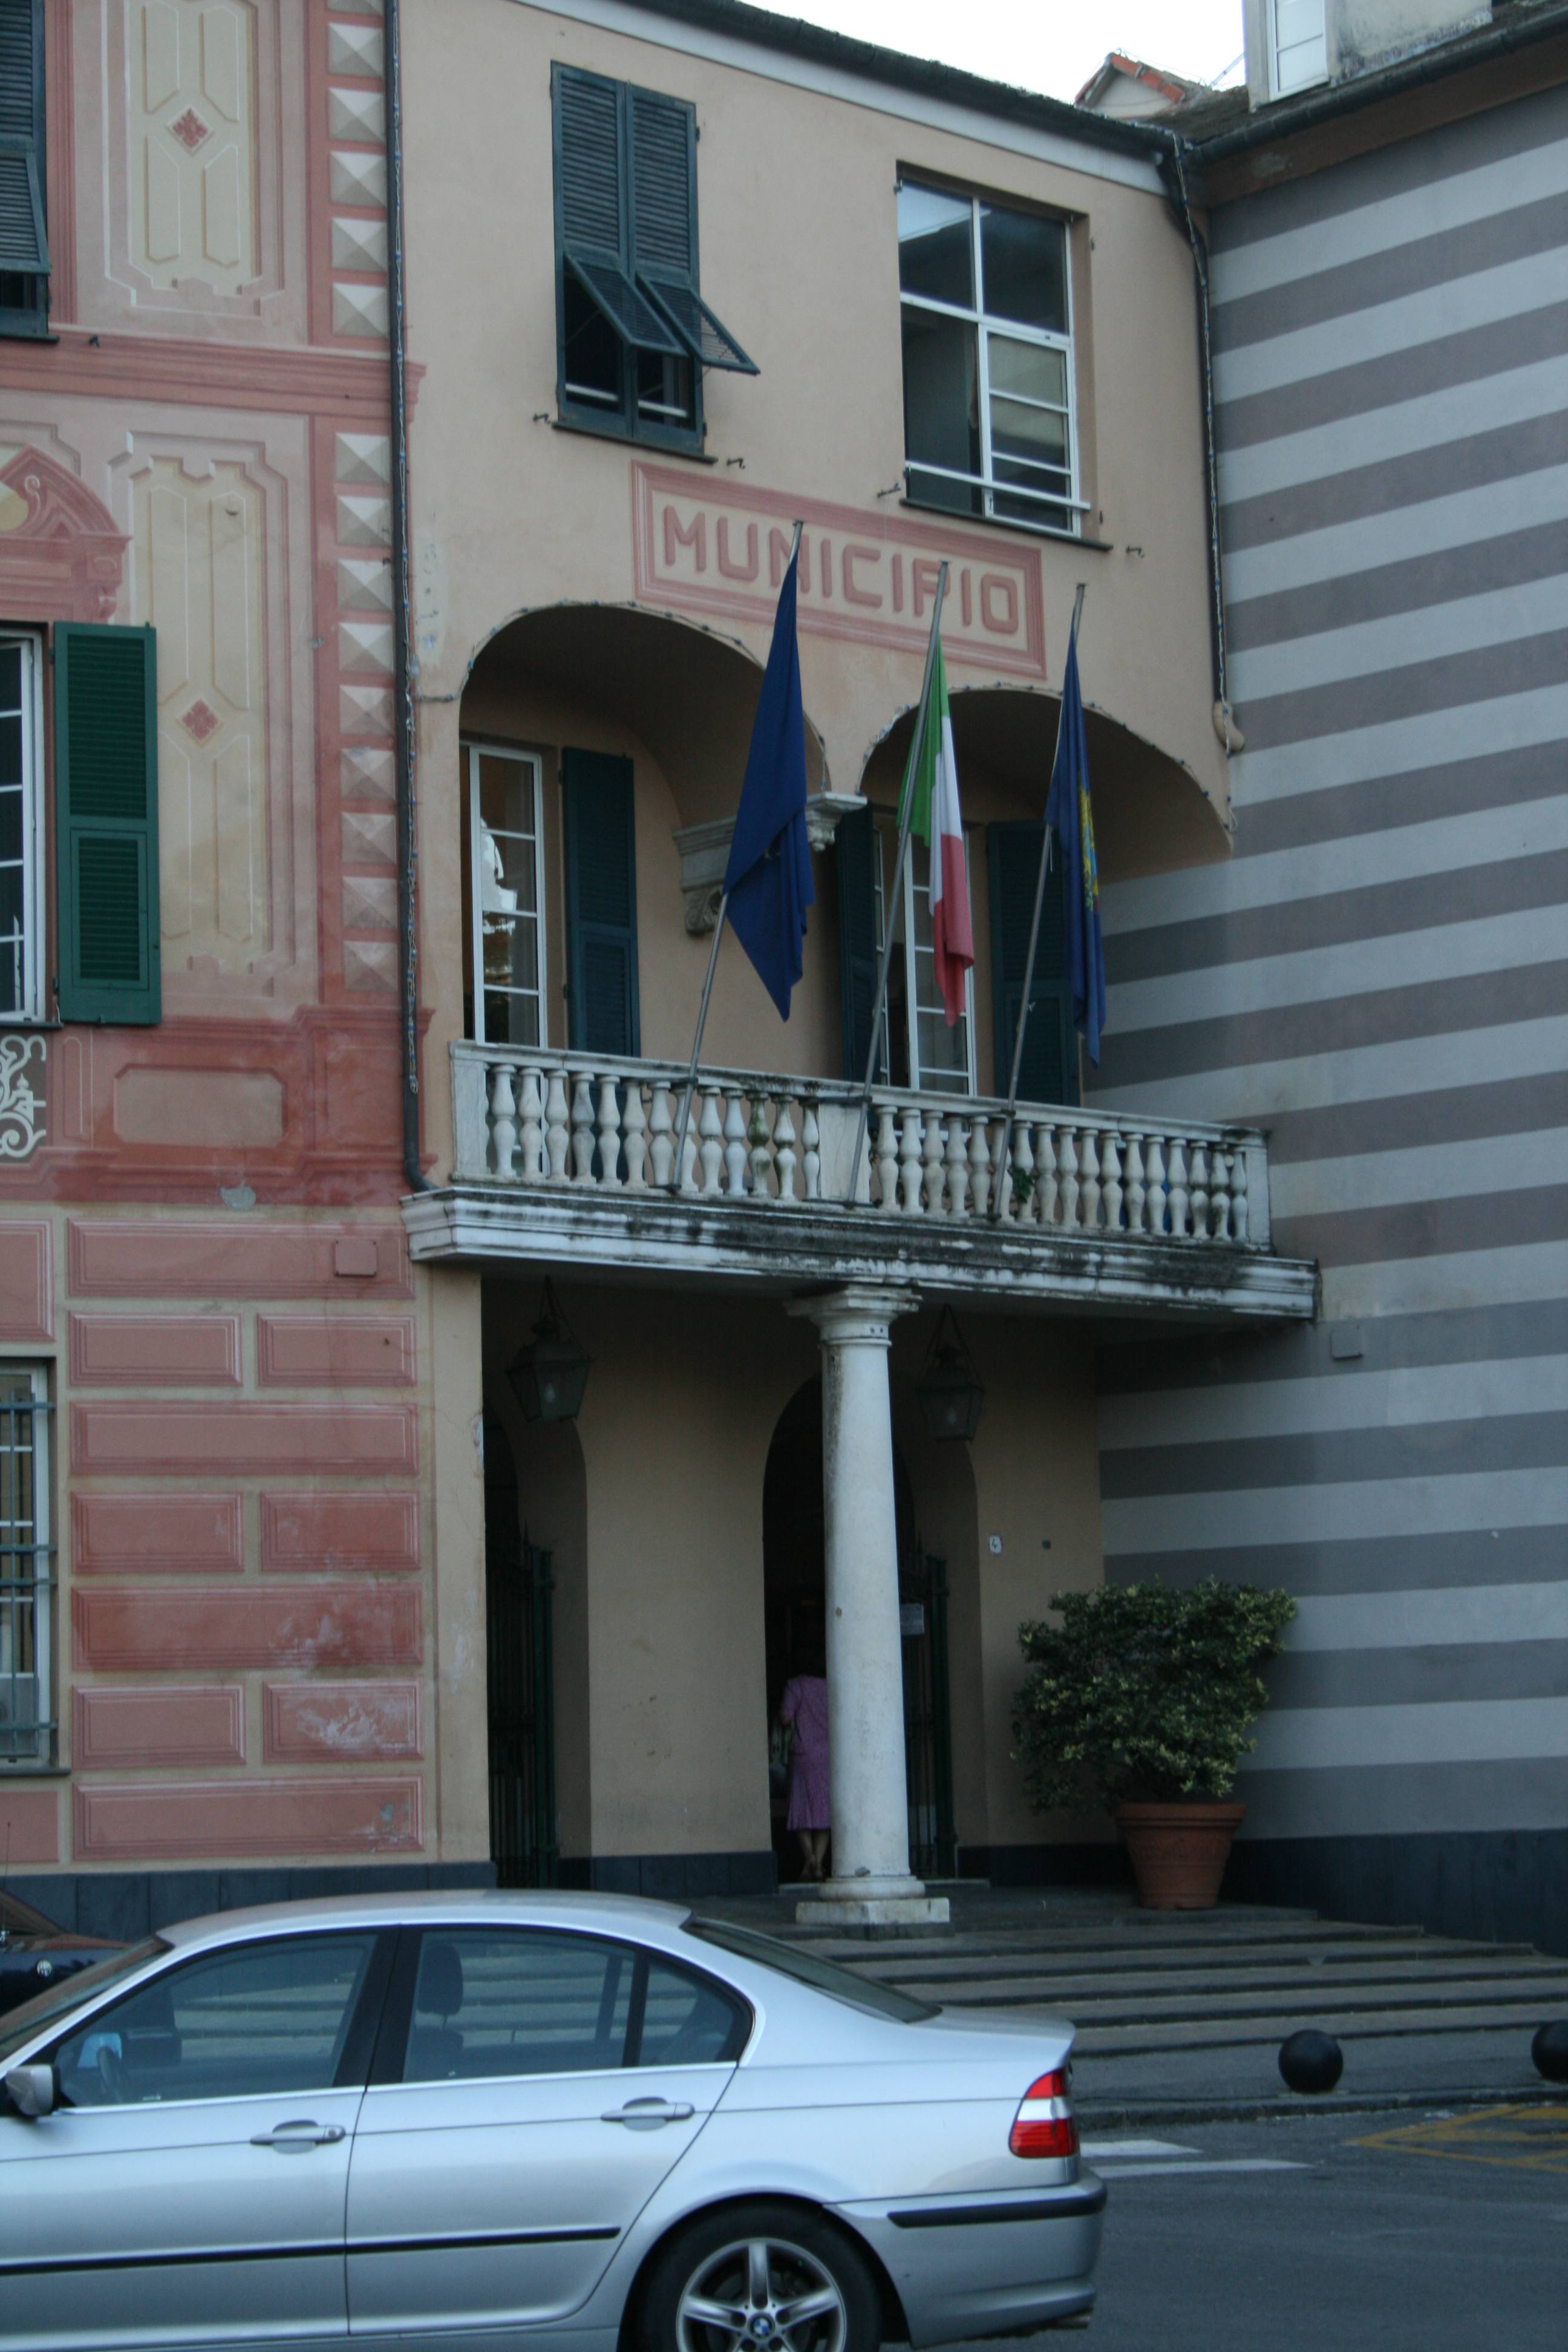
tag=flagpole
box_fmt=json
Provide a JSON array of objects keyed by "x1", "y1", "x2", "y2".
[
  {"x1": 990, "y1": 581, "x2": 1086, "y2": 1223},
  {"x1": 668, "y1": 521, "x2": 803, "y2": 1194},
  {"x1": 844, "y1": 561, "x2": 949, "y2": 1206}
]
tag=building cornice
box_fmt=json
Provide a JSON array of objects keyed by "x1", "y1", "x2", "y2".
[{"x1": 0, "y1": 329, "x2": 421, "y2": 418}]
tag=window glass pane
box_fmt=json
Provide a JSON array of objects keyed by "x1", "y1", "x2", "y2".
[
  {"x1": 684, "y1": 1918, "x2": 938, "y2": 2022},
  {"x1": 987, "y1": 336, "x2": 1067, "y2": 410},
  {"x1": 483, "y1": 990, "x2": 540, "y2": 1048},
  {"x1": 897, "y1": 183, "x2": 973, "y2": 307},
  {"x1": 990, "y1": 400, "x2": 1070, "y2": 474},
  {"x1": 0, "y1": 1940, "x2": 169, "y2": 2066},
  {"x1": 900, "y1": 307, "x2": 981, "y2": 516},
  {"x1": 478, "y1": 755, "x2": 535, "y2": 842},
  {"x1": 403, "y1": 1931, "x2": 633, "y2": 2082},
  {"x1": 54, "y1": 1935, "x2": 378, "y2": 2108},
  {"x1": 979, "y1": 204, "x2": 1067, "y2": 333},
  {"x1": 907, "y1": 839, "x2": 972, "y2": 1094},
  {"x1": 563, "y1": 268, "x2": 624, "y2": 408},
  {"x1": 636, "y1": 1959, "x2": 745, "y2": 2068},
  {"x1": 636, "y1": 347, "x2": 696, "y2": 428}
]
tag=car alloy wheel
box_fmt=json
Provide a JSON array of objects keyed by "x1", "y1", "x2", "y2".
[{"x1": 676, "y1": 2233, "x2": 848, "y2": 2352}]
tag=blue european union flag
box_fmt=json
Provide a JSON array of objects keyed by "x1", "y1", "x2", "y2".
[
  {"x1": 1043, "y1": 618, "x2": 1106, "y2": 1065},
  {"x1": 724, "y1": 547, "x2": 814, "y2": 1019}
]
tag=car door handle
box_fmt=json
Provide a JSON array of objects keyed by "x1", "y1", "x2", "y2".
[
  {"x1": 601, "y1": 2098, "x2": 695, "y2": 2129},
  {"x1": 250, "y1": 2120, "x2": 348, "y2": 2150}
]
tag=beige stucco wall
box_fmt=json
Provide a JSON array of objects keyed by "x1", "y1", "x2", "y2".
[{"x1": 405, "y1": 0, "x2": 1232, "y2": 1181}]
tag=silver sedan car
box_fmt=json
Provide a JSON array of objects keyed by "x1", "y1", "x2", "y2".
[{"x1": 0, "y1": 1890, "x2": 1103, "y2": 2352}]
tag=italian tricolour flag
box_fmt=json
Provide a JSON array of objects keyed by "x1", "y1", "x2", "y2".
[{"x1": 901, "y1": 636, "x2": 974, "y2": 1025}]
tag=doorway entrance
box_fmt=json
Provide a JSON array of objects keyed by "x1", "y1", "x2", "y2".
[
  {"x1": 762, "y1": 1382, "x2": 956, "y2": 1884},
  {"x1": 483, "y1": 1416, "x2": 558, "y2": 1888}
]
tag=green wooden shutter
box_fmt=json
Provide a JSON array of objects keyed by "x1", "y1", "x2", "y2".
[
  {"x1": 629, "y1": 82, "x2": 755, "y2": 373},
  {"x1": 836, "y1": 803, "x2": 884, "y2": 1082},
  {"x1": 555, "y1": 65, "x2": 623, "y2": 255},
  {"x1": 562, "y1": 748, "x2": 639, "y2": 1057},
  {"x1": 55, "y1": 624, "x2": 161, "y2": 1025},
  {"x1": 0, "y1": 0, "x2": 47, "y2": 275},
  {"x1": 988, "y1": 822, "x2": 1074, "y2": 1108}
]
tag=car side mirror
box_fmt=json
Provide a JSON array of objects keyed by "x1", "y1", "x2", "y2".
[{"x1": 4, "y1": 2063, "x2": 56, "y2": 2118}]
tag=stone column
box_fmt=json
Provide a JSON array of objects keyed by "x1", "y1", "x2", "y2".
[{"x1": 788, "y1": 1284, "x2": 950, "y2": 1928}]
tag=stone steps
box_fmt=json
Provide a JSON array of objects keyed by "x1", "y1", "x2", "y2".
[{"x1": 768, "y1": 1904, "x2": 1567, "y2": 2063}]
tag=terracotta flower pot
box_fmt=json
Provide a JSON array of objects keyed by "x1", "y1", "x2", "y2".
[{"x1": 1114, "y1": 1800, "x2": 1246, "y2": 1910}]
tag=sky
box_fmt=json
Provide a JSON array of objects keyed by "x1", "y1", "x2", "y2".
[{"x1": 781, "y1": 1, "x2": 1247, "y2": 102}]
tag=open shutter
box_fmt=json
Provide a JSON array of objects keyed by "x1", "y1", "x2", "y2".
[
  {"x1": 55, "y1": 624, "x2": 161, "y2": 1026},
  {"x1": 0, "y1": 0, "x2": 48, "y2": 276},
  {"x1": 555, "y1": 65, "x2": 682, "y2": 360},
  {"x1": 629, "y1": 84, "x2": 756, "y2": 374},
  {"x1": 988, "y1": 822, "x2": 1074, "y2": 1108},
  {"x1": 563, "y1": 748, "x2": 639, "y2": 1057},
  {"x1": 836, "y1": 803, "x2": 884, "y2": 1082}
]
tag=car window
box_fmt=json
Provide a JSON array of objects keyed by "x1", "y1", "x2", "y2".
[
  {"x1": 403, "y1": 1930, "x2": 632, "y2": 2082},
  {"x1": 53, "y1": 1934, "x2": 379, "y2": 2109},
  {"x1": 684, "y1": 1918, "x2": 940, "y2": 2022},
  {"x1": 0, "y1": 1939, "x2": 168, "y2": 2064},
  {"x1": 400, "y1": 1931, "x2": 747, "y2": 2082},
  {"x1": 635, "y1": 1955, "x2": 748, "y2": 2067}
]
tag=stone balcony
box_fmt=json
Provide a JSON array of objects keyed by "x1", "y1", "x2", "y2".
[{"x1": 402, "y1": 1042, "x2": 1318, "y2": 1323}]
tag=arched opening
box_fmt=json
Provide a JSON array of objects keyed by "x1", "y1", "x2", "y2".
[
  {"x1": 762, "y1": 1378, "x2": 955, "y2": 1884},
  {"x1": 456, "y1": 603, "x2": 835, "y2": 1074},
  {"x1": 847, "y1": 684, "x2": 1228, "y2": 1105}
]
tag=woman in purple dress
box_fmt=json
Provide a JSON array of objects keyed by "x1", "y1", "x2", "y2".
[{"x1": 778, "y1": 1663, "x2": 831, "y2": 1883}]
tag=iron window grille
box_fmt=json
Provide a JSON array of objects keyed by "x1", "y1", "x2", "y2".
[
  {"x1": 0, "y1": 1367, "x2": 52, "y2": 1766},
  {"x1": 897, "y1": 179, "x2": 1088, "y2": 538},
  {"x1": 552, "y1": 64, "x2": 755, "y2": 452}
]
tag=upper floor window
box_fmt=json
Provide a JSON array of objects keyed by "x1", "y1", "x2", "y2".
[
  {"x1": 0, "y1": 0, "x2": 50, "y2": 339},
  {"x1": 551, "y1": 65, "x2": 756, "y2": 452},
  {"x1": 1270, "y1": 0, "x2": 1328, "y2": 96},
  {"x1": 898, "y1": 181, "x2": 1082, "y2": 538},
  {"x1": 0, "y1": 635, "x2": 43, "y2": 1020},
  {"x1": 0, "y1": 623, "x2": 162, "y2": 1030},
  {"x1": 466, "y1": 743, "x2": 546, "y2": 1050}
]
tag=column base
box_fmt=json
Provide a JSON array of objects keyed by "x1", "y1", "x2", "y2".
[{"x1": 795, "y1": 1877, "x2": 952, "y2": 1929}]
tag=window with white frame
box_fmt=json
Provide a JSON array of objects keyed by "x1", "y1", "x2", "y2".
[
  {"x1": 466, "y1": 742, "x2": 547, "y2": 1048},
  {"x1": 898, "y1": 181, "x2": 1083, "y2": 537},
  {"x1": 0, "y1": 635, "x2": 43, "y2": 1022},
  {"x1": 872, "y1": 815, "x2": 977, "y2": 1096},
  {"x1": 0, "y1": 1367, "x2": 50, "y2": 1765},
  {"x1": 1271, "y1": 0, "x2": 1328, "y2": 96}
]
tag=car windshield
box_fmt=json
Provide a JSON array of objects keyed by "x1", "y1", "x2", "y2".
[
  {"x1": 684, "y1": 1918, "x2": 939, "y2": 2022},
  {"x1": 0, "y1": 1939, "x2": 168, "y2": 2063}
]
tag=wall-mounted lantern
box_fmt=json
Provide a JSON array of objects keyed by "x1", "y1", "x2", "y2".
[
  {"x1": 507, "y1": 1280, "x2": 591, "y2": 1423},
  {"x1": 915, "y1": 1307, "x2": 985, "y2": 1442}
]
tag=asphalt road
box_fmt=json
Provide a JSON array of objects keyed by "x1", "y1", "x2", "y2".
[{"x1": 1067, "y1": 2103, "x2": 1567, "y2": 2350}]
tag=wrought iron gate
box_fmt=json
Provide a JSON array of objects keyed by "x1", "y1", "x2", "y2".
[
  {"x1": 901, "y1": 1548, "x2": 955, "y2": 1880},
  {"x1": 485, "y1": 1469, "x2": 558, "y2": 1889}
]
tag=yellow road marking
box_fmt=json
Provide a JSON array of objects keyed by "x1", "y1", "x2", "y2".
[{"x1": 1354, "y1": 2103, "x2": 1568, "y2": 2176}]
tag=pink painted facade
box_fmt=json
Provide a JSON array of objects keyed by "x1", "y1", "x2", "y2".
[{"x1": 0, "y1": 2, "x2": 463, "y2": 1896}]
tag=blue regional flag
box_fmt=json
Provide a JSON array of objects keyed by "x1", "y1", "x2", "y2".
[
  {"x1": 724, "y1": 547, "x2": 814, "y2": 1019},
  {"x1": 1043, "y1": 616, "x2": 1106, "y2": 1065}
]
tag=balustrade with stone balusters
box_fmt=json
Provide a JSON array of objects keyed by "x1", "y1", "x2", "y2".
[{"x1": 450, "y1": 1043, "x2": 1273, "y2": 1250}]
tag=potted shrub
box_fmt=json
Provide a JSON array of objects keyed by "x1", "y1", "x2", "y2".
[{"x1": 1013, "y1": 1578, "x2": 1295, "y2": 1909}]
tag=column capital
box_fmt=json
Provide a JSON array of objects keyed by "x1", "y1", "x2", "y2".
[{"x1": 787, "y1": 1283, "x2": 920, "y2": 1347}]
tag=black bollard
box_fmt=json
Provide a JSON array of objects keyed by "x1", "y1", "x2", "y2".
[
  {"x1": 1278, "y1": 2029, "x2": 1344, "y2": 2094},
  {"x1": 1530, "y1": 2022, "x2": 1568, "y2": 2084}
]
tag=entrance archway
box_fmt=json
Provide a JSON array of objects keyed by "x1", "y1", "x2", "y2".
[{"x1": 762, "y1": 1380, "x2": 955, "y2": 1884}]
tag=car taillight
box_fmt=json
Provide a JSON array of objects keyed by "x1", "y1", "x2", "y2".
[{"x1": 1009, "y1": 2069, "x2": 1079, "y2": 2158}]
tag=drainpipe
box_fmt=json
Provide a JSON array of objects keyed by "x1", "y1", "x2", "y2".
[
  {"x1": 385, "y1": 0, "x2": 429, "y2": 1192},
  {"x1": 1158, "y1": 131, "x2": 1237, "y2": 758}
]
